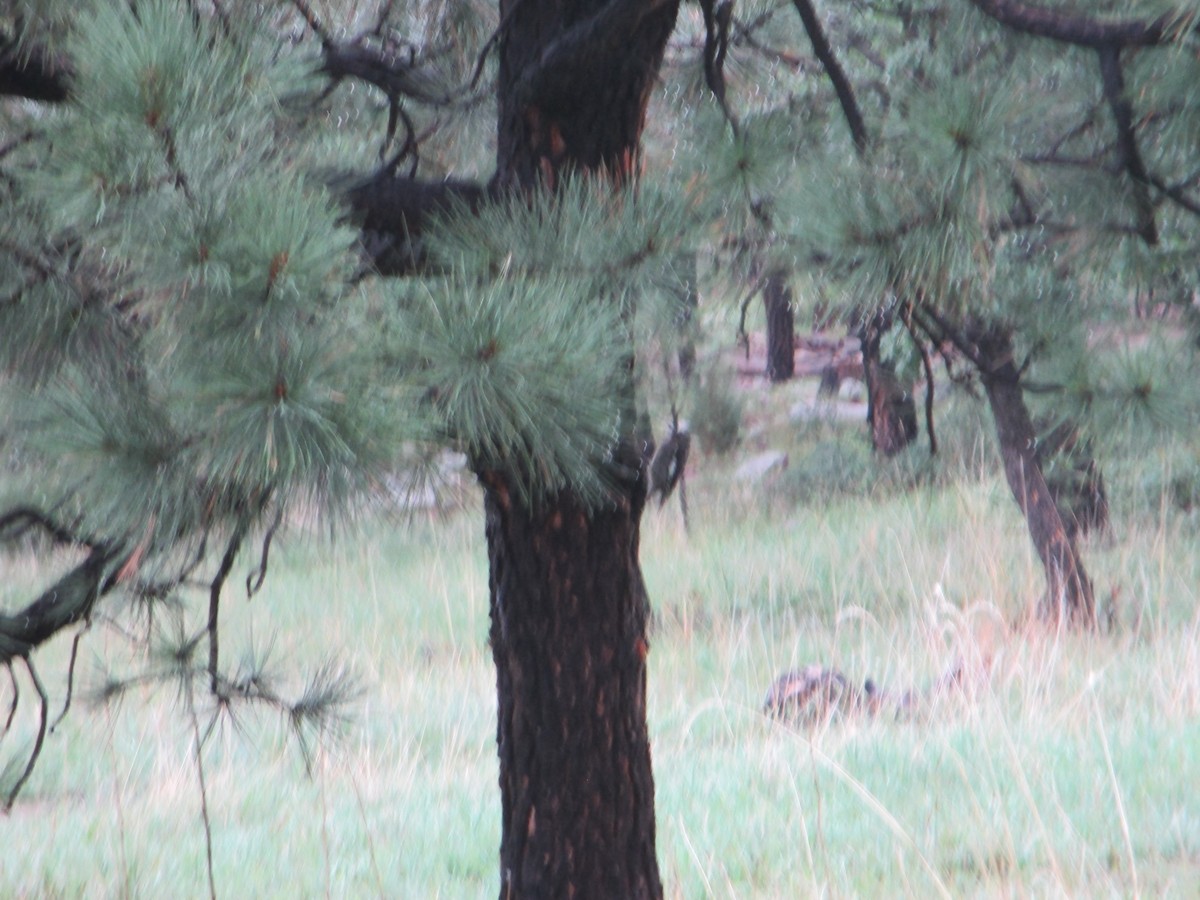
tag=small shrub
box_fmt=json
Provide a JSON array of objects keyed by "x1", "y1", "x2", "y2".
[
  {"x1": 691, "y1": 366, "x2": 743, "y2": 456},
  {"x1": 779, "y1": 435, "x2": 877, "y2": 503}
]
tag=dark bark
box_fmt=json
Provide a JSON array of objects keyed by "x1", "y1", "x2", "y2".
[
  {"x1": 0, "y1": 547, "x2": 120, "y2": 665},
  {"x1": 495, "y1": 0, "x2": 678, "y2": 190},
  {"x1": 762, "y1": 268, "x2": 795, "y2": 383},
  {"x1": 859, "y1": 312, "x2": 917, "y2": 455},
  {"x1": 342, "y1": 173, "x2": 488, "y2": 275},
  {"x1": 483, "y1": 463, "x2": 659, "y2": 899},
  {"x1": 973, "y1": 326, "x2": 1096, "y2": 625},
  {"x1": 484, "y1": 2, "x2": 678, "y2": 897},
  {"x1": 1096, "y1": 45, "x2": 1157, "y2": 245},
  {"x1": 0, "y1": 32, "x2": 71, "y2": 102}
]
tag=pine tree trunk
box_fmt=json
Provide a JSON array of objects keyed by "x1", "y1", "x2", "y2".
[
  {"x1": 483, "y1": 465, "x2": 660, "y2": 899},
  {"x1": 975, "y1": 326, "x2": 1096, "y2": 626},
  {"x1": 860, "y1": 312, "x2": 917, "y2": 455},
  {"x1": 762, "y1": 268, "x2": 795, "y2": 382},
  {"x1": 485, "y1": 2, "x2": 678, "y2": 896}
]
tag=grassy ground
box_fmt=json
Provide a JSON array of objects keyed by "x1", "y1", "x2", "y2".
[{"x1": 2, "y1": 379, "x2": 1198, "y2": 898}]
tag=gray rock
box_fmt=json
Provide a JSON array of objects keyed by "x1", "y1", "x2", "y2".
[{"x1": 735, "y1": 450, "x2": 788, "y2": 481}]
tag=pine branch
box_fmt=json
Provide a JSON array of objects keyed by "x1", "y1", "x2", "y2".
[
  {"x1": 0, "y1": 547, "x2": 124, "y2": 666},
  {"x1": 2, "y1": 657, "x2": 49, "y2": 810},
  {"x1": 0, "y1": 506, "x2": 102, "y2": 550},
  {"x1": 1096, "y1": 45, "x2": 1157, "y2": 245},
  {"x1": 964, "y1": 0, "x2": 1196, "y2": 49},
  {"x1": 790, "y1": 0, "x2": 868, "y2": 154}
]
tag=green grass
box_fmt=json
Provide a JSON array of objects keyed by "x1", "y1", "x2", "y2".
[{"x1": 2, "y1": 383, "x2": 1199, "y2": 897}]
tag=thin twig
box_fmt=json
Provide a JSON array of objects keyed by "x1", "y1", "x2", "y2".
[
  {"x1": 4, "y1": 656, "x2": 49, "y2": 810},
  {"x1": 208, "y1": 518, "x2": 251, "y2": 693},
  {"x1": 469, "y1": 0, "x2": 526, "y2": 90},
  {"x1": 289, "y1": 0, "x2": 334, "y2": 49},
  {"x1": 699, "y1": 0, "x2": 739, "y2": 135},
  {"x1": 184, "y1": 677, "x2": 218, "y2": 900},
  {"x1": 246, "y1": 505, "x2": 284, "y2": 598},
  {"x1": 50, "y1": 622, "x2": 90, "y2": 732}
]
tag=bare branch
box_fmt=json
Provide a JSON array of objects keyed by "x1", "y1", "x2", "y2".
[
  {"x1": 246, "y1": 505, "x2": 284, "y2": 598},
  {"x1": 2, "y1": 664, "x2": 16, "y2": 739},
  {"x1": 207, "y1": 517, "x2": 251, "y2": 694},
  {"x1": 699, "y1": 0, "x2": 739, "y2": 134},
  {"x1": 1097, "y1": 45, "x2": 1157, "y2": 244},
  {"x1": 0, "y1": 548, "x2": 123, "y2": 666},
  {"x1": 964, "y1": 0, "x2": 1195, "y2": 49},
  {"x1": 509, "y1": 0, "x2": 678, "y2": 111},
  {"x1": 790, "y1": 0, "x2": 868, "y2": 154},
  {"x1": 0, "y1": 506, "x2": 100, "y2": 549},
  {"x1": 321, "y1": 41, "x2": 458, "y2": 106},
  {"x1": 900, "y1": 302, "x2": 938, "y2": 455},
  {"x1": 3, "y1": 657, "x2": 49, "y2": 810},
  {"x1": 50, "y1": 624, "x2": 90, "y2": 733},
  {"x1": 1146, "y1": 171, "x2": 1200, "y2": 218}
]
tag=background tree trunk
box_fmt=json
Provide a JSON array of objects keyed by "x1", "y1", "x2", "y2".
[
  {"x1": 860, "y1": 311, "x2": 917, "y2": 455},
  {"x1": 485, "y1": 2, "x2": 678, "y2": 896},
  {"x1": 762, "y1": 268, "x2": 795, "y2": 382},
  {"x1": 975, "y1": 326, "x2": 1096, "y2": 625}
]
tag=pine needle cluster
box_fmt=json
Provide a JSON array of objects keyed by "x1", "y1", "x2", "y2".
[{"x1": 383, "y1": 177, "x2": 694, "y2": 504}]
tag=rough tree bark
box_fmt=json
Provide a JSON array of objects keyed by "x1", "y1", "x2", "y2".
[
  {"x1": 483, "y1": 461, "x2": 659, "y2": 898},
  {"x1": 974, "y1": 326, "x2": 1096, "y2": 625},
  {"x1": 762, "y1": 268, "x2": 795, "y2": 382},
  {"x1": 483, "y1": 1, "x2": 679, "y2": 897}
]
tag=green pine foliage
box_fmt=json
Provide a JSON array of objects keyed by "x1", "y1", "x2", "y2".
[
  {"x1": 750, "y1": 3, "x2": 1199, "y2": 446},
  {"x1": 384, "y1": 178, "x2": 693, "y2": 501},
  {"x1": 5, "y1": 0, "x2": 381, "y2": 552}
]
